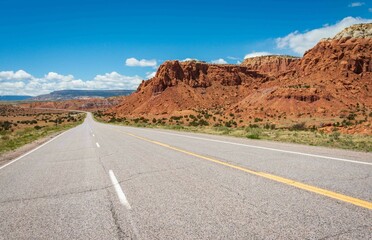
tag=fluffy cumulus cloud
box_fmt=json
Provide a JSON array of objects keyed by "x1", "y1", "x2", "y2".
[
  {"x1": 276, "y1": 16, "x2": 372, "y2": 55},
  {"x1": 44, "y1": 72, "x2": 74, "y2": 82},
  {"x1": 348, "y1": 2, "x2": 365, "y2": 7},
  {"x1": 0, "y1": 70, "x2": 143, "y2": 96},
  {"x1": 181, "y1": 58, "x2": 199, "y2": 62},
  {"x1": 211, "y1": 58, "x2": 228, "y2": 64},
  {"x1": 0, "y1": 70, "x2": 32, "y2": 80},
  {"x1": 93, "y1": 72, "x2": 142, "y2": 89},
  {"x1": 125, "y1": 57, "x2": 157, "y2": 67},
  {"x1": 244, "y1": 52, "x2": 273, "y2": 59}
]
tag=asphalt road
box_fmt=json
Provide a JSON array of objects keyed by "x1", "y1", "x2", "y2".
[{"x1": 0, "y1": 113, "x2": 371, "y2": 239}]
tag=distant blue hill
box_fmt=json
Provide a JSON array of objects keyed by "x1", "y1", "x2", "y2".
[
  {"x1": 0, "y1": 95, "x2": 33, "y2": 101},
  {"x1": 32, "y1": 89, "x2": 135, "y2": 101}
]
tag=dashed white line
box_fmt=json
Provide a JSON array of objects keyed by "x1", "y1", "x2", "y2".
[
  {"x1": 109, "y1": 170, "x2": 131, "y2": 209},
  {"x1": 96, "y1": 142, "x2": 100, "y2": 148}
]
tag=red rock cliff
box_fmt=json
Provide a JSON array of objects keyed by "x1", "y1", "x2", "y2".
[
  {"x1": 241, "y1": 55, "x2": 299, "y2": 75},
  {"x1": 138, "y1": 60, "x2": 268, "y2": 95},
  {"x1": 298, "y1": 23, "x2": 372, "y2": 76}
]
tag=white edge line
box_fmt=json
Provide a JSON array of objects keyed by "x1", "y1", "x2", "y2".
[
  {"x1": 119, "y1": 127, "x2": 372, "y2": 166},
  {"x1": 109, "y1": 170, "x2": 131, "y2": 209},
  {"x1": 96, "y1": 142, "x2": 100, "y2": 148},
  {"x1": 0, "y1": 127, "x2": 74, "y2": 171}
]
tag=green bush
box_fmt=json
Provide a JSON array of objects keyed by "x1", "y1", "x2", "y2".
[
  {"x1": 289, "y1": 122, "x2": 306, "y2": 131},
  {"x1": 34, "y1": 125, "x2": 43, "y2": 130},
  {"x1": 246, "y1": 128, "x2": 262, "y2": 139},
  {"x1": 254, "y1": 118, "x2": 263, "y2": 122}
]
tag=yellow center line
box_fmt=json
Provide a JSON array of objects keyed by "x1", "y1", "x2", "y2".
[{"x1": 122, "y1": 131, "x2": 372, "y2": 210}]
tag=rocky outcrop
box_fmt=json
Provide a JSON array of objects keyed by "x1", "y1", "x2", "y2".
[
  {"x1": 139, "y1": 60, "x2": 268, "y2": 94},
  {"x1": 241, "y1": 55, "x2": 299, "y2": 75},
  {"x1": 333, "y1": 23, "x2": 372, "y2": 39},
  {"x1": 107, "y1": 23, "x2": 372, "y2": 132},
  {"x1": 298, "y1": 36, "x2": 372, "y2": 75}
]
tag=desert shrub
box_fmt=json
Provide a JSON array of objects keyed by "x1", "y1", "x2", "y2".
[
  {"x1": 264, "y1": 123, "x2": 276, "y2": 130},
  {"x1": 1, "y1": 134, "x2": 10, "y2": 140},
  {"x1": 341, "y1": 119, "x2": 352, "y2": 127},
  {"x1": 189, "y1": 120, "x2": 199, "y2": 126},
  {"x1": 198, "y1": 119, "x2": 209, "y2": 126},
  {"x1": 289, "y1": 122, "x2": 306, "y2": 131},
  {"x1": 34, "y1": 125, "x2": 43, "y2": 130},
  {"x1": 309, "y1": 125, "x2": 317, "y2": 132},
  {"x1": 1, "y1": 121, "x2": 13, "y2": 131},
  {"x1": 246, "y1": 128, "x2": 262, "y2": 139},
  {"x1": 330, "y1": 131, "x2": 340, "y2": 140},
  {"x1": 170, "y1": 116, "x2": 183, "y2": 121},
  {"x1": 254, "y1": 118, "x2": 263, "y2": 122},
  {"x1": 347, "y1": 113, "x2": 356, "y2": 120}
]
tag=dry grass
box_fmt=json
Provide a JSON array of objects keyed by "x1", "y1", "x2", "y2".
[
  {"x1": 94, "y1": 115, "x2": 372, "y2": 152},
  {"x1": 0, "y1": 105, "x2": 86, "y2": 154}
]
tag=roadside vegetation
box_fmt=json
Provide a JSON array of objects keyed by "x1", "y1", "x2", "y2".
[
  {"x1": 94, "y1": 109, "x2": 372, "y2": 152},
  {"x1": 0, "y1": 105, "x2": 85, "y2": 154}
]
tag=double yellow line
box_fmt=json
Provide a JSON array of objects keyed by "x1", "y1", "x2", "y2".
[{"x1": 123, "y1": 131, "x2": 372, "y2": 210}]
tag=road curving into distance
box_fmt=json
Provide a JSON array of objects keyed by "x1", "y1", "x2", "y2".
[{"x1": 0, "y1": 113, "x2": 371, "y2": 239}]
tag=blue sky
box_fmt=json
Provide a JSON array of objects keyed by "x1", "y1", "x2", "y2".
[{"x1": 0, "y1": 0, "x2": 371, "y2": 95}]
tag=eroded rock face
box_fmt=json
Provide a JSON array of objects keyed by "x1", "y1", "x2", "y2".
[
  {"x1": 299, "y1": 37, "x2": 372, "y2": 75},
  {"x1": 107, "y1": 23, "x2": 372, "y2": 132},
  {"x1": 144, "y1": 60, "x2": 268, "y2": 94},
  {"x1": 332, "y1": 23, "x2": 372, "y2": 39},
  {"x1": 241, "y1": 55, "x2": 299, "y2": 75}
]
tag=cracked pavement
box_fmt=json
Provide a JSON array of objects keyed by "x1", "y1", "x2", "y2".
[{"x1": 0, "y1": 113, "x2": 371, "y2": 239}]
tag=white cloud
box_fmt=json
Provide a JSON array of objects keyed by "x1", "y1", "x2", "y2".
[
  {"x1": 181, "y1": 58, "x2": 199, "y2": 62},
  {"x1": 0, "y1": 70, "x2": 143, "y2": 96},
  {"x1": 244, "y1": 52, "x2": 273, "y2": 59},
  {"x1": 44, "y1": 72, "x2": 74, "y2": 82},
  {"x1": 125, "y1": 57, "x2": 157, "y2": 67},
  {"x1": 93, "y1": 72, "x2": 142, "y2": 89},
  {"x1": 348, "y1": 2, "x2": 365, "y2": 7},
  {"x1": 276, "y1": 16, "x2": 372, "y2": 55},
  {"x1": 227, "y1": 56, "x2": 240, "y2": 60},
  {"x1": 146, "y1": 71, "x2": 156, "y2": 79},
  {"x1": 211, "y1": 58, "x2": 228, "y2": 64},
  {"x1": 0, "y1": 70, "x2": 32, "y2": 80}
]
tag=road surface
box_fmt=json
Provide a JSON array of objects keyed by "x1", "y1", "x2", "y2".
[{"x1": 0, "y1": 113, "x2": 371, "y2": 239}]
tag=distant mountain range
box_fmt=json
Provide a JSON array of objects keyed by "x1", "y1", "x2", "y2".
[
  {"x1": 0, "y1": 90, "x2": 135, "y2": 102},
  {"x1": 0, "y1": 95, "x2": 33, "y2": 101},
  {"x1": 31, "y1": 90, "x2": 135, "y2": 101}
]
